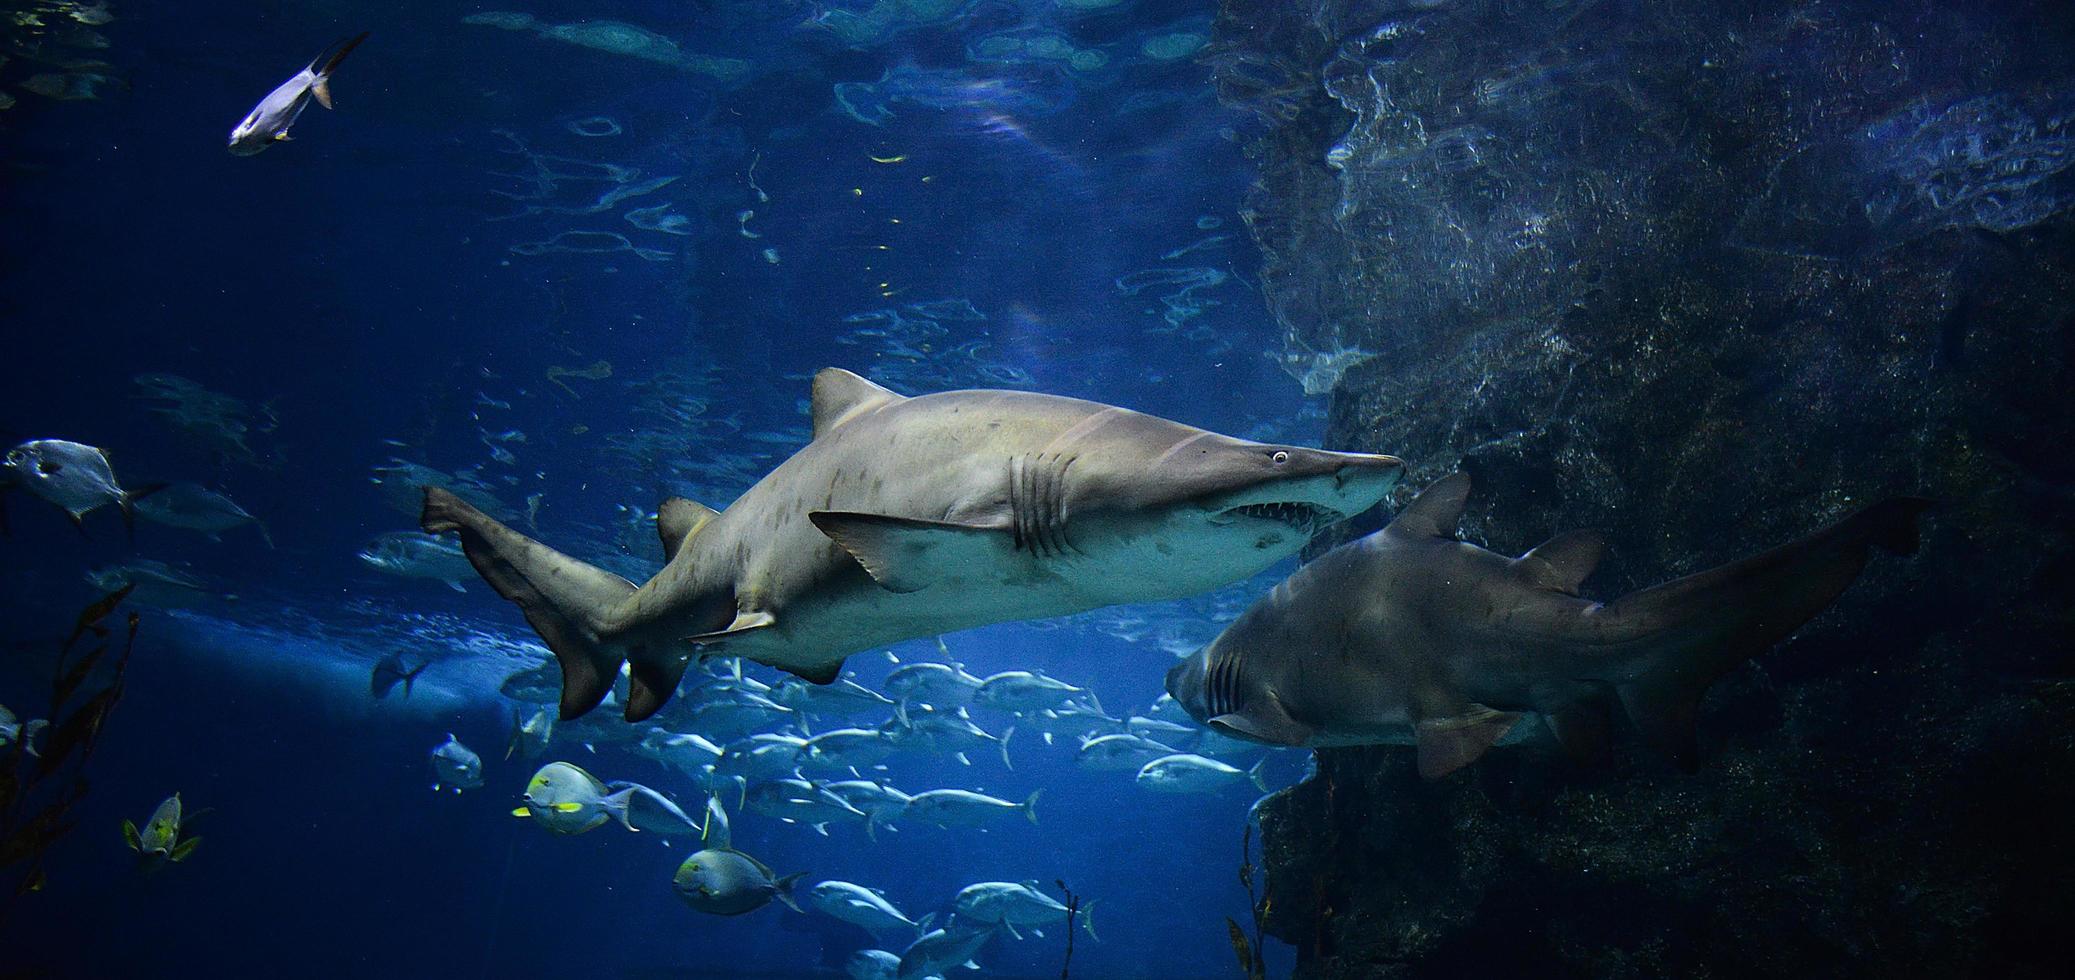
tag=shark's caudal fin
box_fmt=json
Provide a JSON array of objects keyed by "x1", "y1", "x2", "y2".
[
  {"x1": 1596, "y1": 497, "x2": 1931, "y2": 769},
  {"x1": 420, "y1": 487, "x2": 636, "y2": 720}
]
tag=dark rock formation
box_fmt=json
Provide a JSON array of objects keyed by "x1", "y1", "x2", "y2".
[{"x1": 1212, "y1": 0, "x2": 2075, "y2": 974}]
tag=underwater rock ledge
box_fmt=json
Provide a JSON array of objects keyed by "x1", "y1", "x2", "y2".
[{"x1": 1214, "y1": 0, "x2": 2075, "y2": 975}]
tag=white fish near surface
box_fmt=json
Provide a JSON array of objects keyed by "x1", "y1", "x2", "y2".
[
  {"x1": 901, "y1": 788, "x2": 1040, "y2": 828},
  {"x1": 2, "y1": 439, "x2": 157, "y2": 533},
  {"x1": 429, "y1": 733, "x2": 483, "y2": 792},
  {"x1": 228, "y1": 32, "x2": 370, "y2": 155},
  {"x1": 420, "y1": 368, "x2": 1403, "y2": 722},
  {"x1": 360, "y1": 531, "x2": 476, "y2": 593},
  {"x1": 807, "y1": 880, "x2": 927, "y2": 940},
  {"x1": 1136, "y1": 753, "x2": 1266, "y2": 794},
  {"x1": 952, "y1": 880, "x2": 1095, "y2": 941}
]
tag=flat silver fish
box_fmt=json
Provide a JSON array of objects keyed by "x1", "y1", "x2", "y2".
[{"x1": 228, "y1": 32, "x2": 369, "y2": 155}]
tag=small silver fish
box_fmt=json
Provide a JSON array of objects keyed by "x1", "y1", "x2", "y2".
[
  {"x1": 428, "y1": 733, "x2": 483, "y2": 792},
  {"x1": 135, "y1": 483, "x2": 272, "y2": 547},
  {"x1": 228, "y1": 32, "x2": 369, "y2": 156}
]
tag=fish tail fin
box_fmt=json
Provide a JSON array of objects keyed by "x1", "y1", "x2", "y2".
[
  {"x1": 600, "y1": 786, "x2": 638, "y2": 831},
  {"x1": 773, "y1": 871, "x2": 808, "y2": 913},
  {"x1": 310, "y1": 31, "x2": 370, "y2": 109},
  {"x1": 119, "y1": 482, "x2": 169, "y2": 545},
  {"x1": 420, "y1": 486, "x2": 636, "y2": 720},
  {"x1": 121, "y1": 820, "x2": 140, "y2": 852},
  {"x1": 396, "y1": 659, "x2": 430, "y2": 700},
  {"x1": 1247, "y1": 756, "x2": 1269, "y2": 794},
  {"x1": 1022, "y1": 788, "x2": 1042, "y2": 825},
  {"x1": 1602, "y1": 496, "x2": 1930, "y2": 770},
  {"x1": 999, "y1": 726, "x2": 1015, "y2": 770},
  {"x1": 257, "y1": 521, "x2": 276, "y2": 549},
  {"x1": 1081, "y1": 897, "x2": 1099, "y2": 943}
]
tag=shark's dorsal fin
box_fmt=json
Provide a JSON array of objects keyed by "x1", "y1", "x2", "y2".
[
  {"x1": 1388, "y1": 472, "x2": 1471, "y2": 539},
  {"x1": 1515, "y1": 530, "x2": 1606, "y2": 595},
  {"x1": 657, "y1": 497, "x2": 718, "y2": 562},
  {"x1": 811, "y1": 368, "x2": 904, "y2": 439}
]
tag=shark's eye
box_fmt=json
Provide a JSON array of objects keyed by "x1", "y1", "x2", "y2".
[{"x1": 1271, "y1": 451, "x2": 1290, "y2": 465}]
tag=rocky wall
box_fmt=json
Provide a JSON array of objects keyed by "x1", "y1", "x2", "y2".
[{"x1": 1211, "y1": 0, "x2": 2075, "y2": 975}]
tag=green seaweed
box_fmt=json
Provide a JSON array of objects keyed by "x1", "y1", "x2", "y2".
[
  {"x1": 0, "y1": 586, "x2": 139, "y2": 922},
  {"x1": 1228, "y1": 823, "x2": 1267, "y2": 979}
]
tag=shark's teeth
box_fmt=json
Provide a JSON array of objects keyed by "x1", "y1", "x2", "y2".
[{"x1": 1226, "y1": 502, "x2": 1342, "y2": 535}]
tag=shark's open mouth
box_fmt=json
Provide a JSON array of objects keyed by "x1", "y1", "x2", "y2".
[{"x1": 1223, "y1": 502, "x2": 1344, "y2": 535}]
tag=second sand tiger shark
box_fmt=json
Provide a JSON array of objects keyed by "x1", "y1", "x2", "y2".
[
  {"x1": 422, "y1": 368, "x2": 1404, "y2": 722},
  {"x1": 1167, "y1": 472, "x2": 1929, "y2": 777}
]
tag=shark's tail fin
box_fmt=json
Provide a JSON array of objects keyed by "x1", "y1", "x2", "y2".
[
  {"x1": 421, "y1": 486, "x2": 636, "y2": 721},
  {"x1": 1597, "y1": 496, "x2": 1930, "y2": 769}
]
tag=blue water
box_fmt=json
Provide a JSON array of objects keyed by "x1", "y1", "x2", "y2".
[{"x1": 1, "y1": 2, "x2": 1312, "y2": 976}]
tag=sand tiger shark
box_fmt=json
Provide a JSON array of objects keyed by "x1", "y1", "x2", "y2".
[
  {"x1": 422, "y1": 368, "x2": 1404, "y2": 722},
  {"x1": 1166, "y1": 472, "x2": 1929, "y2": 777}
]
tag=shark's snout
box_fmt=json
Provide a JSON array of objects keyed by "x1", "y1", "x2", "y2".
[{"x1": 1333, "y1": 453, "x2": 1405, "y2": 488}]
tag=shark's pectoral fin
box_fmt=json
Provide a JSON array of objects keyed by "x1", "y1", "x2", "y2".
[
  {"x1": 1413, "y1": 707, "x2": 1520, "y2": 779},
  {"x1": 1515, "y1": 530, "x2": 1607, "y2": 595},
  {"x1": 686, "y1": 610, "x2": 776, "y2": 644},
  {"x1": 1209, "y1": 700, "x2": 1312, "y2": 747},
  {"x1": 808, "y1": 511, "x2": 1014, "y2": 594}
]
